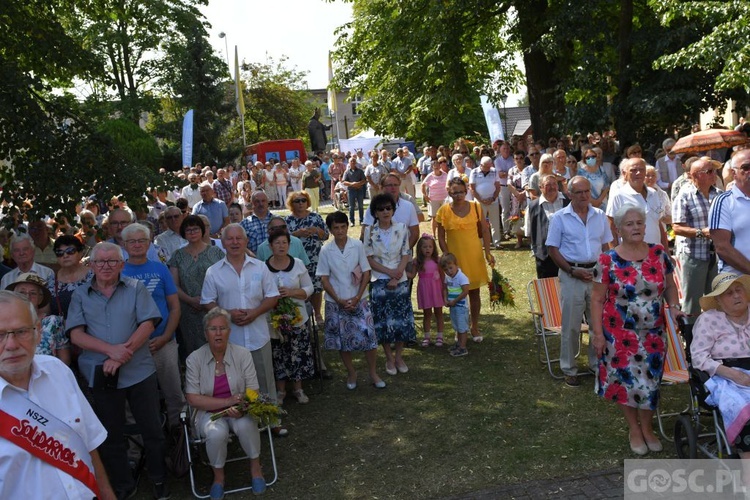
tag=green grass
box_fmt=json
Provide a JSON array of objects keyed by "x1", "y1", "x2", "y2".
[{"x1": 142, "y1": 199, "x2": 689, "y2": 499}]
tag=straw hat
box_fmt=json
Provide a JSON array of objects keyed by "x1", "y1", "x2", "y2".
[
  {"x1": 5, "y1": 273, "x2": 51, "y2": 308},
  {"x1": 699, "y1": 273, "x2": 750, "y2": 312}
]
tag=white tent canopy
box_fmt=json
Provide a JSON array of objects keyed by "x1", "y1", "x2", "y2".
[{"x1": 338, "y1": 129, "x2": 404, "y2": 155}]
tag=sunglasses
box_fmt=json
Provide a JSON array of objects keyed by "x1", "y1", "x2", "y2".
[
  {"x1": 738, "y1": 163, "x2": 750, "y2": 172},
  {"x1": 375, "y1": 206, "x2": 393, "y2": 212},
  {"x1": 292, "y1": 198, "x2": 308, "y2": 204},
  {"x1": 55, "y1": 247, "x2": 78, "y2": 257}
]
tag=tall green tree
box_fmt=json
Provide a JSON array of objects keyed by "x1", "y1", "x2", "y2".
[{"x1": 149, "y1": 16, "x2": 234, "y2": 168}]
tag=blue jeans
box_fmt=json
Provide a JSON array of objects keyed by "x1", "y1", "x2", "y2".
[{"x1": 348, "y1": 187, "x2": 365, "y2": 224}]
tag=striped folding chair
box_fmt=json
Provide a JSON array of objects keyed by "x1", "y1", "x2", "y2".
[
  {"x1": 672, "y1": 256, "x2": 685, "y2": 303},
  {"x1": 527, "y1": 277, "x2": 587, "y2": 379},
  {"x1": 657, "y1": 304, "x2": 690, "y2": 439}
]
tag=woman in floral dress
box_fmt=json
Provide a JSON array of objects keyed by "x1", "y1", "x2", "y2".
[
  {"x1": 591, "y1": 204, "x2": 683, "y2": 455},
  {"x1": 285, "y1": 191, "x2": 330, "y2": 325}
]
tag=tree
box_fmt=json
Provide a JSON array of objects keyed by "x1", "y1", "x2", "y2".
[
  {"x1": 0, "y1": 0, "x2": 165, "y2": 221},
  {"x1": 332, "y1": 0, "x2": 522, "y2": 146},
  {"x1": 149, "y1": 15, "x2": 235, "y2": 168},
  {"x1": 233, "y1": 56, "x2": 316, "y2": 146},
  {"x1": 69, "y1": 0, "x2": 206, "y2": 122}
]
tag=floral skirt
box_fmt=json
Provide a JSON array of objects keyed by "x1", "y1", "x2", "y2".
[
  {"x1": 271, "y1": 325, "x2": 314, "y2": 381},
  {"x1": 370, "y1": 279, "x2": 417, "y2": 344},
  {"x1": 323, "y1": 299, "x2": 378, "y2": 352},
  {"x1": 597, "y1": 326, "x2": 665, "y2": 410}
]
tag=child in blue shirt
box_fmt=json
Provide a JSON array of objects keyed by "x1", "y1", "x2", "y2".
[{"x1": 440, "y1": 253, "x2": 471, "y2": 357}]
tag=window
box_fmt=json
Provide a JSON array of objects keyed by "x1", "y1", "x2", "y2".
[{"x1": 351, "y1": 94, "x2": 363, "y2": 116}]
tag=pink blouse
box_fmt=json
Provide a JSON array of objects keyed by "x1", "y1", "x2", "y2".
[{"x1": 691, "y1": 307, "x2": 750, "y2": 376}]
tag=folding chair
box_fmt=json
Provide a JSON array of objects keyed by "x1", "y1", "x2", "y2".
[
  {"x1": 526, "y1": 277, "x2": 587, "y2": 379},
  {"x1": 180, "y1": 407, "x2": 278, "y2": 498},
  {"x1": 672, "y1": 256, "x2": 685, "y2": 303},
  {"x1": 656, "y1": 306, "x2": 690, "y2": 439}
]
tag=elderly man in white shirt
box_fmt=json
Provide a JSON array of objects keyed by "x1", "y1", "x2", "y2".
[
  {"x1": 547, "y1": 176, "x2": 613, "y2": 387},
  {"x1": 0, "y1": 234, "x2": 55, "y2": 290},
  {"x1": 201, "y1": 224, "x2": 280, "y2": 405},
  {"x1": 607, "y1": 158, "x2": 668, "y2": 248},
  {"x1": 654, "y1": 138, "x2": 682, "y2": 192},
  {"x1": 0, "y1": 290, "x2": 114, "y2": 499},
  {"x1": 154, "y1": 206, "x2": 187, "y2": 262},
  {"x1": 470, "y1": 156, "x2": 502, "y2": 248}
]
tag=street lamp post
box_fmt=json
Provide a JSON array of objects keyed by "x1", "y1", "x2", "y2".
[{"x1": 218, "y1": 32, "x2": 230, "y2": 74}]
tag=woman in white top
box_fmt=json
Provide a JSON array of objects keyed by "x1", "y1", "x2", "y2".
[{"x1": 317, "y1": 211, "x2": 385, "y2": 390}]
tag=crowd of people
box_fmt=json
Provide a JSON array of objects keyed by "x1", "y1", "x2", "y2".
[{"x1": 3, "y1": 127, "x2": 750, "y2": 498}]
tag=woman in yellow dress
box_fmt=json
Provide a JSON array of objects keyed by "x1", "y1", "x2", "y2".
[{"x1": 436, "y1": 178, "x2": 495, "y2": 340}]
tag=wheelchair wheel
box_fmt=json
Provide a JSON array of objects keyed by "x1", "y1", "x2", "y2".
[{"x1": 674, "y1": 415, "x2": 698, "y2": 458}]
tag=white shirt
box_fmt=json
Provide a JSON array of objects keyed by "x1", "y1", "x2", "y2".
[
  {"x1": 154, "y1": 229, "x2": 187, "y2": 262},
  {"x1": 180, "y1": 185, "x2": 202, "y2": 208},
  {"x1": 546, "y1": 204, "x2": 613, "y2": 263},
  {"x1": 0, "y1": 262, "x2": 55, "y2": 291},
  {"x1": 709, "y1": 185, "x2": 750, "y2": 274},
  {"x1": 0, "y1": 356, "x2": 107, "y2": 500},
  {"x1": 316, "y1": 237, "x2": 371, "y2": 302},
  {"x1": 201, "y1": 255, "x2": 279, "y2": 351},
  {"x1": 363, "y1": 197, "x2": 419, "y2": 227},
  {"x1": 445, "y1": 169, "x2": 473, "y2": 202},
  {"x1": 607, "y1": 183, "x2": 666, "y2": 245},
  {"x1": 469, "y1": 167, "x2": 500, "y2": 201}
]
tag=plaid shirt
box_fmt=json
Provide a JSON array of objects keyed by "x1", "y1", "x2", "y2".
[
  {"x1": 212, "y1": 178, "x2": 234, "y2": 206},
  {"x1": 672, "y1": 183, "x2": 721, "y2": 260},
  {"x1": 239, "y1": 212, "x2": 273, "y2": 253}
]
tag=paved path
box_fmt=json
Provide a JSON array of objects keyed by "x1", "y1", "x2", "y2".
[{"x1": 446, "y1": 469, "x2": 623, "y2": 499}]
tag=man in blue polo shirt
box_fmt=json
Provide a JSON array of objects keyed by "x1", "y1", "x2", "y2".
[{"x1": 192, "y1": 183, "x2": 229, "y2": 238}]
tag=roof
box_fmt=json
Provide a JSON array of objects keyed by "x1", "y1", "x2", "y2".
[{"x1": 503, "y1": 106, "x2": 531, "y2": 137}]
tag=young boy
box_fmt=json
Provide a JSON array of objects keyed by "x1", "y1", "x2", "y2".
[{"x1": 440, "y1": 253, "x2": 471, "y2": 357}]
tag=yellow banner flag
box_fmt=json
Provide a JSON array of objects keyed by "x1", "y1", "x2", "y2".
[
  {"x1": 327, "y1": 51, "x2": 337, "y2": 115},
  {"x1": 235, "y1": 45, "x2": 245, "y2": 117}
]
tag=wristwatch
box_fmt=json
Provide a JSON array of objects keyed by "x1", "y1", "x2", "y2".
[{"x1": 696, "y1": 228, "x2": 705, "y2": 239}]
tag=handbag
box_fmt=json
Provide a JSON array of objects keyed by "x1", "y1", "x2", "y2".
[{"x1": 168, "y1": 427, "x2": 190, "y2": 478}]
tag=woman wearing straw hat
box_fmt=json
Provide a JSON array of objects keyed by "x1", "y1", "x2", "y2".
[
  {"x1": 5, "y1": 272, "x2": 70, "y2": 365},
  {"x1": 691, "y1": 272, "x2": 750, "y2": 485}
]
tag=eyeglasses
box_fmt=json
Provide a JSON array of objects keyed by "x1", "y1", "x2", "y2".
[
  {"x1": 207, "y1": 326, "x2": 230, "y2": 333},
  {"x1": 124, "y1": 238, "x2": 150, "y2": 245},
  {"x1": 292, "y1": 198, "x2": 308, "y2": 204},
  {"x1": 55, "y1": 247, "x2": 78, "y2": 257},
  {"x1": 184, "y1": 227, "x2": 202, "y2": 234},
  {"x1": 0, "y1": 326, "x2": 35, "y2": 345},
  {"x1": 694, "y1": 169, "x2": 715, "y2": 176},
  {"x1": 165, "y1": 214, "x2": 181, "y2": 220},
  {"x1": 91, "y1": 259, "x2": 122, "y2": 268},
  {"x1": 109, "y1": 220, "x2": 130, "y2": 227},
  {"x1": 375, "y1": 206, "x2": 393, "y2": 212},
  {"x1": 738, "y1": 163, "x2": 750, "y2": 172}
]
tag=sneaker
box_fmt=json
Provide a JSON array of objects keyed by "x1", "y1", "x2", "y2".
[
  {"x1": 450, "y1": 346, "x2": 468, "y2": 357},
  {"x1": 293, "y1": 389, "x2": 309, "y2": 404},
  {"x1": 564, "y1": 375, "x2": 580, "y2": 387},
  {"x1": 153, "y1": 482, "x2": 170, "y2": 500}
]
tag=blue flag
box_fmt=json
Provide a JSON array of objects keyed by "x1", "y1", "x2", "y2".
[{"x1": 182, "y1": 109, "x2": 194, "y2": 168}]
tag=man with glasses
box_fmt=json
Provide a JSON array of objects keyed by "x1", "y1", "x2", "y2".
[
  {"x1": 122, "y1": 223, "x2": 185, "y2": 431},
  {"x1": 709, "y1": 148, "x2": 750, "y2": 275},
  {"x1": 525, "y1": 175, "x2": 569, "y2": 278},
  {"x1": 106, "y1": 208, "x2": 163, "y2": 263},
  {"x1": 547, "y1": 177, "x2": 613, "y2": 387},
  {"x1": 672, "y1": 157, "x2": 722, "y2": 320},
  {"x1": 522, "y1": 146, "x2": 541, "y2": 191},
  {"x1": 240, "y1": 190, "x2": 273, "y2": 254},
  {"x1": 192, "y1": 183, "x2": 229, "y2": 238},
  {"x1": 154, "y1": 206, "x2": 187, "y2": 261},
  {"x1": 67, "y1": 242, "x2": 168, "y2": 499},
  {"x1": 0, "y1": 234, "x2": 55, "y2": 290},
  {"x1": 0, "y1": 290, "x2": 115, "y2": 499},
  {"x1": 362, "y1": 173, "x2": 420, "y2": 248}
]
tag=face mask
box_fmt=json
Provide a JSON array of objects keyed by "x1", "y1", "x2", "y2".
[{"x1": 585, "y1": 157, "x2": 597, "y2": 167}]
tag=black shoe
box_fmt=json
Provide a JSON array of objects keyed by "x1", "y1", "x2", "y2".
[
  {"x1": 564, "y1": 375, "x2": 580, "y2": 387},
  {"x1": 154, "y1": 482, "x2": 170, "y2": 500}
]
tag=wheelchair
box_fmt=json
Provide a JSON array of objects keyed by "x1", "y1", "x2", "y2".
[
  {"x1": 179, "y1": 406, "x2": 278, "y2": 498},
  {"x1": 672, "y1": 320, "x2": 738, "y2": 459}
]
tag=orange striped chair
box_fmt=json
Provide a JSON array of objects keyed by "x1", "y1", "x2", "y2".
[
  {"x1": 527, "y1": 277, "x2": 588, "y2": 379},
  {"x1": 657, "y1": 304, "x2": 690, "y2": 439}
]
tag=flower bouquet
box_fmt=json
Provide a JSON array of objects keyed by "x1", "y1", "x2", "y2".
[
  {"x1": 488, "y1": 267, "x2": 515, "y2": 308},
  {"x1": 270, "y1": 297, "x2": 303, "y2": 341},
  {"x1": 210, "y1": 388, "x2": 286, "y2": 427}
]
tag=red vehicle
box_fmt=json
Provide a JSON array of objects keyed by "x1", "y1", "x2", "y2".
[{"x1": 244, "y1": 140, "x2": 308, "y2": 164}]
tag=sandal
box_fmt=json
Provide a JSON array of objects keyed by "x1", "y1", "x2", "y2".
[
  {"x1": 421, "y1": 338, "x2": 431, "y2": 347},
  {"x1": 435, "y1": 337, "x2": 444, "y2": 347}
]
